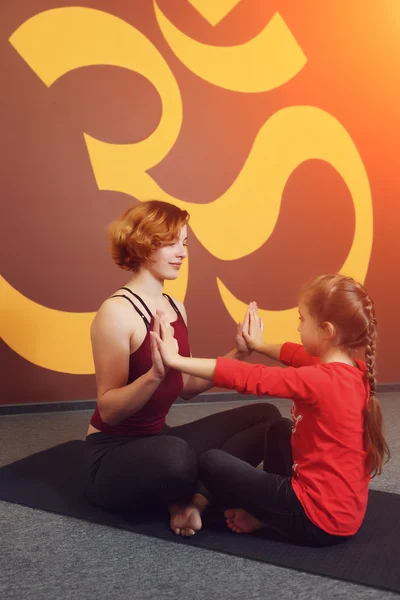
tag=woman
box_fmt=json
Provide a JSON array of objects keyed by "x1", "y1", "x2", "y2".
[{"x1": 84, "y1": 200, "x2": 281, "y2": 536}]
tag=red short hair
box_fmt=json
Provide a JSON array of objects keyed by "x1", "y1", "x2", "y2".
[{"x1": 109, "y1": 201, "x2": 189, "y2": 272}]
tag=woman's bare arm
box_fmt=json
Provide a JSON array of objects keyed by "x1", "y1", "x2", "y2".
[{"x1": 92, "y1": 301, "x2": 165, "y2": 426}]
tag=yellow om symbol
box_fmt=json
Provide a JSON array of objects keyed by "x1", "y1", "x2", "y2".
[{"x1": 2, "y1": 2, "x2": 372, "y2": 374}]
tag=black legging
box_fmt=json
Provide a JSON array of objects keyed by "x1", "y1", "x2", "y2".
[
  {"x1": 84, "y1": 402, "x2": 281, "y2": 512},
  {"x1": 198, "y1": 417, "x2": 350, "y2": 546}
]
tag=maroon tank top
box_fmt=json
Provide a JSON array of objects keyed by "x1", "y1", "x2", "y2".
[{"x1": 90, "y1": 290, "x2": 190, "y2": 436}]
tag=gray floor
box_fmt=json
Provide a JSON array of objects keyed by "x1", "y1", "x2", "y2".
[{"x1": 1, "y1": 394, "x2": 399, "y2": 600}]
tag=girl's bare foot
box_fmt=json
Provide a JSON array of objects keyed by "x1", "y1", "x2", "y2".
[
  {"x1": 224, "y1": 508, "x2": 266, "y2": 534},
  {"x1": 169, "y1": 504, "x2": 202, "y2": 537}
]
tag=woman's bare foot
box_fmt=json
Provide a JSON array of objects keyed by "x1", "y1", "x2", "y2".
[
  {"x1": 168, "y1": 494, "x2": 209, "y2": 537},
  {"x1": 169, "y1": 504, "x2": 202, "y2": 537},
  {"x1": 224, "y1": 508, "x2": 266, "y2": 534}
]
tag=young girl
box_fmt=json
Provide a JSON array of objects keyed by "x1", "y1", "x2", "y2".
[
  {"x1": 84, "y1": 200, "x2": 281, "y2": 537},
  {"x1": 151, "y1": 274, "x2": 390, "y2": 546}
]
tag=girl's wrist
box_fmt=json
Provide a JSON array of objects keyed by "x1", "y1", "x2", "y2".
[
  {"x1": 168, "y1": 353, "x2": 183, "y2": 370},
  {"x1": 236, "y1": 348, "x2": 252, "y2": 360}
]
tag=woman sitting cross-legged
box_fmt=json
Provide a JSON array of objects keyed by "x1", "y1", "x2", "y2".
[{"x1": 84, "y1": 200, "x2": 281, "y2": 536}]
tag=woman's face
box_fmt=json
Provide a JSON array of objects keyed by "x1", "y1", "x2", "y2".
[{"x1": 147, "y1": 225, "x2": 188, "y2": 281}]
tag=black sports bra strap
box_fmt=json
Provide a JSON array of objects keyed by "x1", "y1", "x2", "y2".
[
  {"x1": 110, "y1": 295, "x2": 150, "y2": 330},
  {"x1": 119, "y1": 287, "x2": 153, "y2": 320},
  {"x1": 163, "y1": 293, "x2": 181, "y2": 317}
]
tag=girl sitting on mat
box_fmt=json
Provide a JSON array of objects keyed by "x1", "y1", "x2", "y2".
[
  {"x1": 151, "y1": 274, "x2": 390, "y2": 546},
  {"x1": 84, "y1": 200, "x2": 281, "y2": 537}
]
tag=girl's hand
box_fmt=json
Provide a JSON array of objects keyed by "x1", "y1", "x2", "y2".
[
  {"x1": 151, "y1": 311, "x2": 180, "y2": 368},
  {"x1": 242, "y1": 303, "x2": 264, "y2": 351},
  {"x1": 235, "y1": 303, "x2": 254, "y2": 357}
]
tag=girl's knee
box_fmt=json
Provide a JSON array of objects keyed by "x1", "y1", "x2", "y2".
[
  {"x1": 199, "y1": 450, "x2": 244, "y2": 493},
  {"x1": 265, "y1": 417, "x2": 293, "y2": 440},
  {"x1": 245, "y1": 402, "x2": 281, "y2": 422}
]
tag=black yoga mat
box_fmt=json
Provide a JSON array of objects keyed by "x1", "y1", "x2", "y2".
[{"x1": 0, "y1": 441, "x2": 399, "y2": 594}]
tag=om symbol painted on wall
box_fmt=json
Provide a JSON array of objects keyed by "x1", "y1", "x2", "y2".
[{"x1": 1, "y1": 1, "x2": 373, "y2": 374}]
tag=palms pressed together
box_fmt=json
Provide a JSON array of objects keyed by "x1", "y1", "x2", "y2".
[{"x1": 151, "y1": 304, "x2": 266, "y2": 536}]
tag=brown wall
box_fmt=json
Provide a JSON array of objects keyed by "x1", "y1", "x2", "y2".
[{"x1": 1, "y1": 0, "x2": 399, "y2": 405}]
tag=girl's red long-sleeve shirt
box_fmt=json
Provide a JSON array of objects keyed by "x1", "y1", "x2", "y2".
[{"x1": 213, "y1": 343, "x2": 370, "y2": 536}]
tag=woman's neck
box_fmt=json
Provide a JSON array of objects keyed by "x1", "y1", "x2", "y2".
[{"x1": 124, "y1": 270, "x2": 164, "y2": 301}]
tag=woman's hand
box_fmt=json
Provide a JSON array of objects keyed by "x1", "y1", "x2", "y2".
[
  {"x1": 150, "y1": 311, "x2": 180, "y2": 369},
  {"x1": 241, "y1": 303, "x2": 264, "y2": 352},
  {"x1": 149, "y1": 311, "x2": 169, "y2": 380}
]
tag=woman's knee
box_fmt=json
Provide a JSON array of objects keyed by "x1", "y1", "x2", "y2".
[
  {"x1": 198, "y1": 448, "x2": 229, "y2": 477},
  {"x1": 158, "y1": 436, "x2": 197, "y2": 481},
  {"x1": 88, "y1": 437, "x2": 196, "y2": 491},
  {"x1": 151, "y1": 437, "x2": 198, "y2": 505}
]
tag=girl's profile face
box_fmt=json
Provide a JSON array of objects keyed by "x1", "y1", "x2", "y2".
[
  {"x1": 147, "y1": 225, "x2": 188, "y2": 281},
  {"x1": 297, "y1": 301, "x2": 325, "y2": 356}
]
